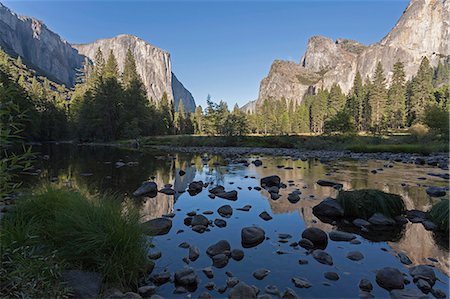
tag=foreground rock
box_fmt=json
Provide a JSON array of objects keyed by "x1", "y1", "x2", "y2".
[
  {"x1": 426, "y1": 186, "x2": 447, "y2": 197},
  {"x1": 329, "y1": 230, "x2": 356, "y2": 242},
  {"x1": 301, "y1": 227, "x2": 328, "y2": 248},
  {"x1": 261, "y1": 175, "x2": 281, "y2": 187},
  {"x1": 229, "y1": 282, "x2": 257, "y2": 299},
  {"x1": 174, "y1": 267, "x2": 199, "y2": 287},
  {"x1": 62, "y1": 270, "x2": 102, "y2": 298},
  {"x1": 133, "y1": 181, "x2": 158, "y2": 196},
  {"x1": 241, "y1": 226, "x2": 266, "y2": 248},
  {"x1": 390, "y1": 289, "x2": 430, "y2": 299},
  {"x1": 207, "y1": 240, "x2": 231, "y2": 257},
  {"x1": 316, "y1": 180, "x2": 343, "y2": 189},
  {"x1": 312, "y1": 198, "x2": 344, "y2": 218},
  {"x1": 312, "y1": 249, "x2": 333, "y2": 265},
  {"x1": 142, "y1": 218, "x2": 172, "y2": 235},
  {"x1": 409, "y1": 265, "x2": 436, "y2": 288},
  {"x1": 375, "y1": 267, "x2": 404, "y2": 290}
]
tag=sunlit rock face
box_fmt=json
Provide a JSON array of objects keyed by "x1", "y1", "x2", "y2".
[
  {"x1": 255, "y1": 0, "x2": 449, "y2": 107},
  {"x1": 74, "y1": 35, "x2": 196, "y2": 112},
  {"x1": 0, "y1": 3, "x2": 85, "y2": 85}
]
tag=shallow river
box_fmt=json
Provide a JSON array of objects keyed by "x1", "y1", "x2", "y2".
[{"x1": 22, "y1": 144, "x2": 449, "y2": 298}]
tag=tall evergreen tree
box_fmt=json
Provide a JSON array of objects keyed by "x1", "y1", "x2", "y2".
[
  {"x1": 387, "y1": 61, "x2": 406, "y2": 129},
  {"x1": 368, "y1": 62, "x2": 387, "y2": 130},
  {"x1": 410, "y1": 57, "x2": 434, "y2": 121},
  {"x1": 349, "y1": 71, "x2": 364, "y2": 129},
  {"x1": 327, "y1": 83, "x2": 346, "y2": 118}
]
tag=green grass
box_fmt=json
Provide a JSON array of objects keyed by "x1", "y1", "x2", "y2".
[
  {"x1": 336, "y1": 189, "x2": 406, "y2": 219},
  {"x1": 429, "y1": 199, "x2": 449, "y2": 233},
  {"x1": 132, "y1": 134, "x2": 449, "y2": 154},
  {"x1": 1, "y1": 187, "x2": 150, "y2": 297}
]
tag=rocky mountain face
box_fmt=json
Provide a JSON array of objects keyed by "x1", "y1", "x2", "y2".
[
  {"x1": 0, "y1": 3, "x2": 196, "y2": 111},
  {"x1": 240, "y1": 99, "x2": 257, "y2": 114},
  {"x1": 255, "y1": 0, "x2": 449, "y2": 107},
  {"x1": 0, "y1": 2, "x2": 85, "y2": 85}
]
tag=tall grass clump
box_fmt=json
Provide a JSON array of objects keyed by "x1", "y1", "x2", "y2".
[
  {"x1": 429, "y1": 199, "x2": 449, "y2": 233},
  {"x1": 336, "y1": 189, "x2": 406, "y2": 219},
  {"x1": 1, "y1": 187, "x2": 150, "y2": 294}
]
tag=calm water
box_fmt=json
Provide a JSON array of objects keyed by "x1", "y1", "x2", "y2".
[{"x1": 22, "y1": 144, "x2": 449, "y2": 298}]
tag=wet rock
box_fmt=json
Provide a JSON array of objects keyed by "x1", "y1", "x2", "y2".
[
  {"x1": 253, "y1": 268, "x2": 270, "y2": 280},
  {"x1": 174, "y1": 286, "x2": 187, "y2": 294},
  {"x1": 298, "y1": 238, "x2": 314, "y2": 250},
  {"x1": 375, "y1": 267, "x2": 404, "y2": 290},
  {"x1": 350, "y1": 239, "x2": 361, "y2": 245},
  {"x1": 137, "y1": 285, "x2": 156, "y2": 297},
  {"x1": 209, "y1": 185, "x2": 225, "y2": 195},
  {"x1": 265, "y1": 285, "x2": 280, "y2": 296},
  {"x1": 189, "y1": 246, "x2": 200, "y2": 261},
  {"x1": 148, "y1": 251, "x2": 162, "y2": 260},
  {"x1": 150, "y1": 271, "x2": 171, "y2": 285},
  {"x1": 329, "y1": 231, "x2": 356, "y2": 241},
  {"x1": 179, "y1": 170, "x2": 186, "y2": 176},
  {"x1": 231, "y1": 249, "x2": 244, "y2": 261},
  {"x1": 198, "y1": 291, "x2": 212, "y2": 299},
  {"x1": 409, "y1": 265, "x2": 436, "y2": 287},
  {"x1": 397, "y1": 253, "x2": 412, "y2": 265},
  {"x1": 359, "y1": 279, "x2": 373, "y2": 292},
  {"x1": 214, "y1": 218, "x2": 227, "y2": 228},
  {"x1": 191, "y1": 214, "x2": 209, "y2": 227},
  {"x1": 159, "y1": 187, "x2": 175, "y2": 195},
  {"x1": 279, "y1": 233, "x2": 292, "y2": 239},
  {"x1": 261, "y1": 175, "x2": 281, "y2": 187},
  {"x1": 316, "y1": 180, "x2": 343, "y2": 189},
  {"x1": 292, "y1": 277, "x2": 312, "y2": 288},
  {"x1": 216, "y1": 190, "x2": 238, "y2": 201},
  {"x1": 281, "y1": 288, "x2": 299, "y2": 299},
  {"x1": 301, "y1": 227, "x2": 328, "y2": 248},
  {"x1": 192, "y1": 225, "x2": 207, "y2": 233},
  {"x1": 188, "y1": 181, "x2": 204, "y2": 195},
  {"x1": 259, "y1": 211, "x2": 273, "y2": 221},
  {"x1": 143, "y1": 218, "x2": 172, "y2": 235},
  {"x1": 313, "y1": 198, "x2": 344, "y2": 218},
  {"x1": 347, "y1": 251, "x2": 364, "y2": 261},
  {"x1": 218, "y1": 205, "x2": 233, "y2": 218},
  {"x1": 390, "y1": 289, "x2": 430, "y2": 299},
  {"x1": 422, "y1": 220, "x2": 437, "y2": 231},
  {"x1": 187, "y1": 211, "x2": 197, "y2": 216},
  {"x1": 270, "y1": 193, "x2": 281, "y2": 200},
  {"x1": 312, "y1": 249, "x2": 333, "y2": 265},
  {"x1": 207, "y1": 240, "x2": 231, "y2": 257},
  {"x1": 204, "y1": 282, "x2": 215, "y2": 290},
  {"x1": 203, "y1": 210, "x2": 214, "y2": 215},
  {"x1": 431, "y1": 289, "x2": 446, "y2": 299},
  {"x1": 179, "y1": 242, "x2": 190, "y2": 248},
  {"x1": 368, "y1": 213, "x2": 396, "y2": 226},
  {"x1": 133, "y1": 181, "x2": 158, "y2": 196},
  {"x1": 353, "y1": 218, "x2": 371, "y2": 228},
  {"x1": 241, "y1": 226, "x2": 266, "y2": 248},
  {"x1": 252, "y1": 159, "x2": 263, "y2": 166},
  {"x1": 184, "y1": 217, "x2": 193, "y2": 226},
  {"x1": 174, "y1": 267, "x2": 199, "y2": 287},
  {"x1": 426, "y1": 186, "x2": 446, "y2": 197},
  {"x1": 287, "y1": 193, "x2": 300, "y2": 203},
  {"x1": 202, "y1": 267, "x2": 214, "y2": 279},
  {"x1": 229, "y1": 282, "x2": 257, "y2": 299},
  {"x1": 61, "y1": 270, "x2": 102, "y2": 298},
  {"x1": 227, "y1": 277, "x2": 240, "y2": 288},
  {"x1": 416, "y1": 279, "x2": 431, "y2": 293},
  {"x1": 298, "y1": 259, "x2": 308, "y2": 265},
  {"x1": 237, "y1": 205, "x2": 252, "y2": 211},
  {"x1": 324, "y1": 272, "x2": 339, "y2": 281}
]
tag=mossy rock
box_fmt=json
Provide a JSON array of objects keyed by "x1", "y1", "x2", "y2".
[
  {"x1": 429, "y1": 199, "x2": 449, "y2": 233},
  {"x1": 336, "y1": 189, "x2": 405, "y2": 220}
]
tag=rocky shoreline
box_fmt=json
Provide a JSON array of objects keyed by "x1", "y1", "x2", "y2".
[{"x1": 147, "y1": 145, "x2": 449, "y2": 170}]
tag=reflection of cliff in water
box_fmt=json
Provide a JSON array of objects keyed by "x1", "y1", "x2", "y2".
[{"x1": 388, "y1": 223, "x2": 450, "y2": 276}]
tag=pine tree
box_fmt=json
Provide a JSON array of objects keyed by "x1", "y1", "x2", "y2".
[
  {"x1": 174, "y1": 101, "x2": 186, "y2": 134},
  {"x1": 433, "y1": 60, "x2": 449, "y2": 87},
  {"x1": 410, "y1": 57, "x2": 434, "y2": 121},
  {"x1": 309, "y1": 90, "x2": 327, "y2": 133},
  {"x1": 387, "y1": 61, "x2": 407, "y2": 129},
  {"x1": 349, "y1": 71, "x2": 364, "y2": 129},
  {"x1": 194, "y1": 105, "x2": 203, "y2": 134},
  {"x1": 104, "y1": 50, "x2": 119, "y2": 79},
  {"x1": 327, "y1": 83, "x2": 346, "y2": 118},
  {"x1": 368, "y1": 62, "x2": 387, "y2": 130},
  {"x1": 90, "y1": 48, "x2": 105, "y2": 88},
  {"x1": 159, "y1": 93, "x2": 174, "y2": 135},
  {"x1": 122, "y1": 48, "x2": 140, "y2": 87},
  {"x1": 361, "y1": 76, "x2": 372, "y2": 131}
]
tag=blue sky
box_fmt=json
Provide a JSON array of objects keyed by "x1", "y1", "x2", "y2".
[{"x1": 5, "y1": 0, "x2": 409, "y2": 108}]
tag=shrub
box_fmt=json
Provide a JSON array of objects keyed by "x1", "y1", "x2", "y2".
[
  {"x1": 429, "y1": 199, "x2": 449, "y2": 233},
  {"x1": 1, "y1": 187, "x2": 150, "y2": 292},
  {"x1": 323, "y1": 111, "x2": 356, "y2": 134},
  {"x1": 336, "y1": 189, "x2": 406, "y2": 219},
  {"x1": 408, "y1": 123, "x2": 429, "y2": 141},
  {"x1": 423, "y1": 105, "x2": 449, "y2": 138}
]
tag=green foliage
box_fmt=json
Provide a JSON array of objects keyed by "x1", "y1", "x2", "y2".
[
  {"x1": 323, "y1": 110, "x2": 356, "y2": 134},
  {"x1": 423, "y1": 105, "x2": 449, "y2": 138},
  {"x1": 410, "y1": 57, "x2": 435, "y2": 121},
  {"x1": 386, "y1": 61, "x2": 407, "y2": 128},
  {"x1": 368, "y1": 62, "x2": 387, "y2": 130},
  {"x1": 336, "y1": 189, "x2": 406, "y2": 219},
  {"x1": 408, "y1": 123, "x2": 430, "y2": 141},
  {"x1": 429, "y1": 199, "x2": 449, "y2": 233},
  {"x1": 1, "y1": 187, "x2": 150, "y2": 289}
]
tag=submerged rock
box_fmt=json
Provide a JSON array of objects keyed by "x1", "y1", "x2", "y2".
[
  {"x1": 229, "y1": 282, "x2": 257, "y2": 299},
  {"x1": 316, "y1": 180, "x2": 343, "y2": 189},
  {"x1": 346, "y1": 251, "x2": 364, "y2": 261},
  {"x1": 142, "y1": 218, "x2": 172, "y2": 235},
  {"x1": 214, "y1": 218, "x2": 227, "y2": 228},
  {"x1": 206, "y1": 240, "x2": 231, "y2": 257},
  {"x1": 312, "y1": 249, "x2": 333, "y2": 265},
  {"x1": 329, "y1": 230, "x2": 356, "y2": 241},
  {"x1": 390, "y1": 289, "x2": 430, "y2": 299},
  {"x1": 301, "y1": 227, "x2": 328, "y2": 248},
  {"x1": 375, "y1": 267, "x2": 404, "y2": 290},
  {"x1": 291, "y1": 277, "x2": 312, "y2": 288},
  {"x1": 253, "y1": 268, "x2": 270, "y2": 280},
  {"x1": 241, "y1": 226, "x2": 266, "y2": 248},
  {"x1": 359, "y1": 279, "x2": 373, "y2": 292},
  {"x1": 218, "y1": 205, "x2": 233, "y2": 218}
]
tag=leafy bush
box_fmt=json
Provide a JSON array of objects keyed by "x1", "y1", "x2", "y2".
[
  {"x1": 323, "y1": 111, "x2": 356, "y2": 134},
  {"x1": 429, "y1": 199, "x2": 449, "y2": 233},
  {"x1": 408, "y1": 123, "x2": 429, "y2": 141},
  {"x1": 423, "y1": 105, "x2": 449, "y2": 138},
  {"x1": 336, "y1": 189, "x2": 406, "y2": 219},
  {"x1": 1, "y1": 187, "x2": 150, "y2": 293}
]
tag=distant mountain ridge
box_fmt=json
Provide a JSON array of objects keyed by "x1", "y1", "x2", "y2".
[
  {"x1": 0, "y1": 3, "x2": 196, "y2": 111},
  {"x1": 253, "y1": 0, "x2": 449, "y2": 108}
]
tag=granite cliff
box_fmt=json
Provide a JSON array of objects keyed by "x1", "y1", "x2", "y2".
[{"x1": 255, "y1": 0, "x2": 449, "y2": 107}]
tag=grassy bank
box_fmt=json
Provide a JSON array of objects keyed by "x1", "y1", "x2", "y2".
[
  {"x1": 0, "y1": 187, "x2": 150, "y2": 298},
  {"x1": 131, "y1": 134, "x2": 449, "y2": 154}
]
